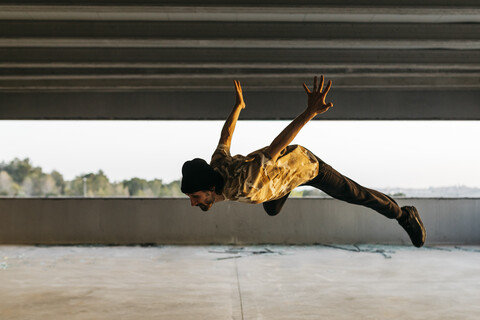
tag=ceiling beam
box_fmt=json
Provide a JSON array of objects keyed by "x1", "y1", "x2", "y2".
[
  {"x1": 1, "y1": 2, "x2": 480, "y2": 23},
  {"x1": 1, "y1": 89, "x2": 479, "y2": 120},
  {"x1": 0, "y1": 1, "x2": 478, "y2": 120}
]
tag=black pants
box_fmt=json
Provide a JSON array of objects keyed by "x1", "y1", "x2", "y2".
[{"x1": 263, "y1": 156, "x2": 402, "y2": 219}]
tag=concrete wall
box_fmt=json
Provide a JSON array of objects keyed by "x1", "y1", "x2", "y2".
[{"x1": 0, "y1": 198, "x2": 479, "y2": 245}]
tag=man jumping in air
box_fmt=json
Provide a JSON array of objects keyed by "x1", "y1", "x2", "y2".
[{"x1": 181, "y1": 76, "x2": 426, "y2": 247}]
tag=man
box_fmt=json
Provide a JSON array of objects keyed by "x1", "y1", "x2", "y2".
[{"x1": 181, "y1": 76, "x2": 426, "y2": 247}]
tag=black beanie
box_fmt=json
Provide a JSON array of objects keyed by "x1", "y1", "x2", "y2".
[{"x1": 181, "y1": 158, "x2": 219, "y2": 194}]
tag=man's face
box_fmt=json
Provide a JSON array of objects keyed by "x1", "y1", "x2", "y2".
[{"x1": 187, "y1": 190, "x2": 215, "y2": 211}]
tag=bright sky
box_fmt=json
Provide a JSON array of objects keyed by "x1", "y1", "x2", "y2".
[{"x1": 0, "y1": 120, "x2": 479, "y2": 189}]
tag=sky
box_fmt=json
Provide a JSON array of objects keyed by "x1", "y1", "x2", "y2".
[{"x1": 1, "y1": 120, "x2": 479, "y2": 189}]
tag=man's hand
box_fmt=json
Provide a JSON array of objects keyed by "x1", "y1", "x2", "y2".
[
  {"x1": 217, "y1": 80, "x2": 245, "y2": 150},
  {"x1": 234, "y1": 80, "x2": 246, "y2": 109},
  {"x1": 302, "y1": 75, "x2": 333, "y2": 115}
]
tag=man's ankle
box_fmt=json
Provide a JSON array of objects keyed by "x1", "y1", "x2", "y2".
[{"x1": 396, "y1": 209, "x2": 405, "y2": 221}]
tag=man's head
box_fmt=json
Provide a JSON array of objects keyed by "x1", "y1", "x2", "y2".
[
  {"x1": 186, "y1": 189, "x2": 216, "y2": 211},
  {"x1": 181, "y1": 158, "x2": 223, "y2": 211}
]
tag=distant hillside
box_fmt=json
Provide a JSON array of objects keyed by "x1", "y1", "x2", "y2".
[
  {"x1": 294, "y1": 186, "x2": 480, "y2": 198},
  {"x1": 378, "y1": 186, "x2": 480, "y2": 198}
]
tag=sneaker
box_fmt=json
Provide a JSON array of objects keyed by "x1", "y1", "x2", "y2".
[{"x1": 397, "y1": 206, "x2": 426, "y2": 247}]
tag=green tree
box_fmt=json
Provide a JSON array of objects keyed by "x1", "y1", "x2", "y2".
[
  {"x1": 111, "y1": 182, "x2": 129, "y2": 197},
  {"x1": 65, "y1": 175, "x2": 86, "y2": 196},
  {"x1": 123, "y1": 178, "x2": 149, "y2": 196},
  {"x1": 89, "y1": 170, "x2": 112, "y2": 196},
  {"x1": 1, "y1": 157, "x2": 185, "y2": 197},
  {"x1": 0, "y1": 170, "x2": 14, "y2": 196},
  {"x1": 50, "y1": 170, "x2": 66, "y2": 195},
  {"x1": 65, "y1": 171, "x2": 113, "y2": 197},
  {"x1": 147, "y1": 179, "x2": 164, "y2": 196},
  {"x1": 2, "y1": 158, "x2": 34, "y2": 184},
  {"x1": 160, "y1": 180, "x2": 182, "y2": 197},
  {"x1": 20, "y1": 163, "x2": 46, "y2": 196}
]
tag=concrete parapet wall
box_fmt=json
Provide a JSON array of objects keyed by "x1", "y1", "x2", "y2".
[{"x1": 0, "y1": 198, "x2": 478, "y2": 245}]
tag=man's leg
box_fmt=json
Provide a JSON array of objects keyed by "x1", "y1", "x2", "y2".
[
  {"x1": 263, "y1": 192, "x2": 291, "y2": 216},
  {"x1": 263, "y1": 158, "x2": 401, "y2": 219},
  {"x1": 305, "y1": 157, "x2": 402, "y2": 219},
  {"x1": 305, "y1": 156, "x2": 425, "y2": 247}
]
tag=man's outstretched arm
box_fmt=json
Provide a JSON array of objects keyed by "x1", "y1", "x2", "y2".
[
  {"x1": 217, "y1": 80, "x2": 245, "y2": 151},
  {"x1": 265, "y1": 75, "x2": 333, "y2": 162}
]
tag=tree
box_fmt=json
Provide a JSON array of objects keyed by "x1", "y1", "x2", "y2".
[
  {"x1": 160, "y1": 180, "x2": 182, "y2": 197},
  {"x1": 65, "y1": 174, "x2": 86, "y2": 196},
  {"x1": 50, "y1": 170, "x2": 66, "y2": 194},
  {"x1": 88, "y1": 170, "x2": 112, "y2": 196},
  {"x1": 0, "y1": 170, "x2": 14, "y2": 196},
  {"x1": 66, "y1": 171, "x2": 119, "y2": 197},
  {"x1": 2, "y1": 158, "x2": 34, "y2": 184},
  {"x1": 147, "y1": 179, "x2": 164, "y2": 196},
  {"x1": 123, "y1": 178, "x2": 149, "y2": 196},
  {"x1": 1, "y1": 157, "x2": 185, "y2": 197}
]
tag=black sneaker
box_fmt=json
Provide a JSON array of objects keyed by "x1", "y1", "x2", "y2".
[{"x1": 397, "y1": 206, "x2": 426, "y2": 247}]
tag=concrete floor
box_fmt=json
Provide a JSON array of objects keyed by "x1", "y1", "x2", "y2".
[{"x1": 1, "y1": 245, "x2": 479, "y2": 320}]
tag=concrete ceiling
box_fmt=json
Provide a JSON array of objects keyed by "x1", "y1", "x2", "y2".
[{"x1": 0, "y1": 1, "x2": 479, "y2": 120}]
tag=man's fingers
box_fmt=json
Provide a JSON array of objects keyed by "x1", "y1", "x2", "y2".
[
  {"x1": 302, "y1": 83, "x2": 311, "y2": 94},
  {"x1": 234, "y1": 80, "x2": 243, "y2": 93},
  {"x1": 318, "y1": 75, "x2": 324, "y2": 93},
  {"x1": 323, "y1": 80, "x2": 332, "y2": 95},
  {"x1": 305, "y1": 76, "x2": 332, "y2": 96}
]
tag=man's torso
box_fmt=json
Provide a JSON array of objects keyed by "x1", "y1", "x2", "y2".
[{"x1": 210, "y1": 144, "x2": 319, "y2": 204}]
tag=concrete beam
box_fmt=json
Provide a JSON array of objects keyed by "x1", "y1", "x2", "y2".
[
  {"x1": 0, "y1": 74, "x2": 479, "y2": 91},
  {"x1": 1, "y1": 2, "x2": 480, "y2": 23},
  {"x1": 1, "y1": 89, "x2": 479, "y2": 120},
  {"x1": 3, "y1": 39, "x2": 480, "y2": 50},
  {"x1": 2, "y1": 48, "x2": 478, "y2": 65},
  {"x1": 2, "y1": 21, "x2": 479, "y2": 41},
  {"x1": 0, "y1": 1, "x2": 478, "y2": 120}
]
